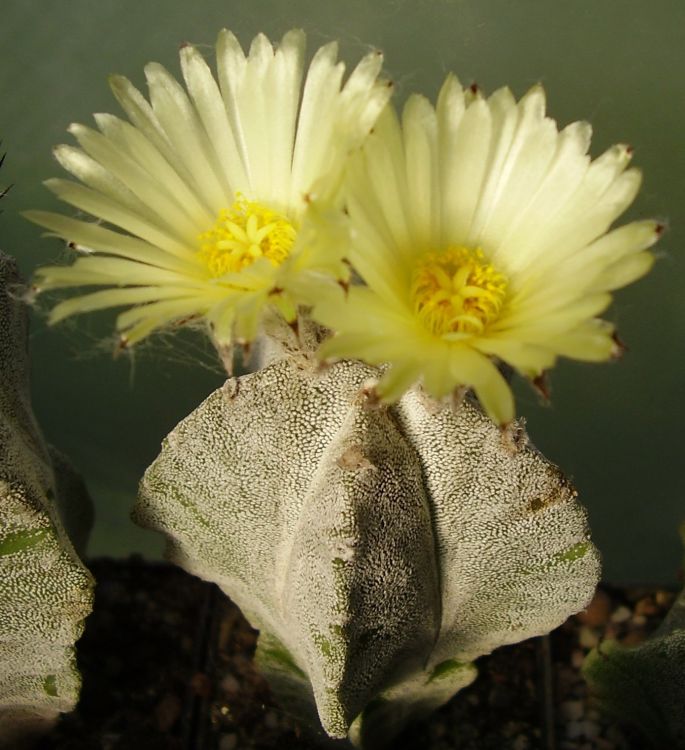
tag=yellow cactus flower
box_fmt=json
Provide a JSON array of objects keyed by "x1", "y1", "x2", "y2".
[
  {"x1": 27, "y1": 30, "x2": 391, "y2": 350},
  {"x1": 314, "y1": 78, "x2": 662, "y2": 424}
]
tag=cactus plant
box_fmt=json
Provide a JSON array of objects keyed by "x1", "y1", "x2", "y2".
[
  {"x1": 582, "y1": 528, "x2": 685, "y2": 749},
  {"x1": 135, "y1": 328, "x2": 600, "y2": 747},
  {"x1": 0, "y1": 251, "x2": 94, "y2": 748}
]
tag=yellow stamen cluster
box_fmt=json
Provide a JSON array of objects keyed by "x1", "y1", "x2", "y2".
[
  {"x1": 411, "y1": 247, "x2": 507, "y2": 338},
  {"x1": 198, "y1": 197, "x2": 297, "y2": 278}
]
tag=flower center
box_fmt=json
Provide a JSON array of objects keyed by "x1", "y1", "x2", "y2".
[
  {"x1": 411, "y1": 247, "x2": 507, "y2": 338},
  {"x1": 197, "y1": 196, "x2": 297, "y2": 278}
]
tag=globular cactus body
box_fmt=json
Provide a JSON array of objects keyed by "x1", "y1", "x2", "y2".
[
  {"x1": 0, "y1": 252, "x2": 94, "y2": 748},
  {"x1": 136, "y1": 348, "x2": 600, "y2": 746}
]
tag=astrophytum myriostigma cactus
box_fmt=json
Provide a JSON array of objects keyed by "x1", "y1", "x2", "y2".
[
  {"x1": 135, "y1": 326, "x2": 600, "y2": 747},
  {"x1": 0, "y1": 252, "x2": 94, "y2": 748}
]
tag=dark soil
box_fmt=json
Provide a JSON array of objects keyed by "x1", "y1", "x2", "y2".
[{"x1": 36, "y1": 558, "x2": 671, "y2": 750}]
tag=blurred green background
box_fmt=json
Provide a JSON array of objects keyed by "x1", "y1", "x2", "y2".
[{"x1": 1, "y1": 0, "x2": 683, "y2": 583}]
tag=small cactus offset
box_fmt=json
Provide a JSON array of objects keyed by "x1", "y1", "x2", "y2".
[
  {"x1": 135, "y1": 337, "x2": 600, "y2": 747},
  {"x1": 0, "y1": 252, "x2": 94, "y2": 748},
  {"x1": 582, "y1": 529, "x2": 685, "y2": 749}
]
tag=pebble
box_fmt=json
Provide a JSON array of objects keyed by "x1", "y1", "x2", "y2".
[
  {"x1": 154, "y1": 692, "x2": 182, "y2": 731},
  {"x1": 577, "y1": 589, "x2": 612, "y2": 627},
  {"x1": 579, "y1": 626, "x2": 600, "y2": 649},
  {"x1": 610, "y1": 605, "x2": 632, "y2": 624},
  {"x1": 621, "y1": 629, "x2": 647, "y2": 647},
  {"x1": 570, "y1": 649, "x2": 585, "y2": 669},
  {"x1": 221, "y1": 673, "x2": 241, "y2": 694},
  {"x1": 556, "y1": 665, "x2": 578, "y2": 693},
  {"x1": 655, "y1": 590, "x2": 675, "y2": 608},
  {"x1": 634, "y1": 596, "x2": 659, "y2": 617},
  {"x1": 190, "y1": 671, "x2": 212, "y2": 699},
  {"x1": 632, "y1": 613, "x2": 647, "y2": 627},
  {"x1": 219, "y1": 734, "x2": 238, "y2": 750},
  {"x1": 624, "y1": 586, "x2": 649, "y2": 602},
  {"x1": 560, "y1": 700, "x2": 584, "y2": 721}
]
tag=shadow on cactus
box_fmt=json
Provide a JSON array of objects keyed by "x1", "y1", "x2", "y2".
[
  {"x1": 134, "y1": 329, "x2": 600, "y2": 747},
  {"x1": 582, "y1": 525, "x2": 685, "y2": 750}
]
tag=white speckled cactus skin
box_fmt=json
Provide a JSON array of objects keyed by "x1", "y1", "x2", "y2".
[
  {"x1": 135, "y1": 328, "x2": 600, "y2": 747},
  {"x1": 0, "y1": 252, "x2": 94, "y2": 749}
]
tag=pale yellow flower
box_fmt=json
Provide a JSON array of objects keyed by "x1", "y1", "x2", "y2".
[
  {"x1": 314, "y1": 78, "x2": 661, "y2": 424},
  {"x1": 27, "y1": 30, "x2": 391, "y2": 349}
]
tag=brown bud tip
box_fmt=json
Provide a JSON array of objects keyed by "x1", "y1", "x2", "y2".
[
  {"x1": 171, "y1": 314, "x2": 198, "y2": 328},
  {"x1": 469, "y1": 82, "x2": 479, "y2": 94},
  {"x1": 611, "y1": 331, "x2": 627, "y2": 359},
  {"x1": 532, "y1": 372, "x2": 551, "y2": 403},
  {"x1": 314, "y1": 358, "x2": 333, "y2": 375},
  {"x1": 450, "y1": 385, "x2": 467, "y2": 412},
  {"x1": 499, "y1": 419, "x2": 527, "y2": 454},
  {"x1": 358, "y1": 380, "x2": 382, "y2": 410}
]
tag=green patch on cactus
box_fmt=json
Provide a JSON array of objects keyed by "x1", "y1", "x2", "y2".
[
  {"x1": 0, "y1": 528, "x2": 48, "y2": 556},
  {"x1": 167, "y1": 484, "x2": 211, "y2": 530},
  {"x1": 427, "y1": 659, "x2": 472, "y2": 683},
  {"x1": 519, "y1": 541, "x2": 590, "y2": 576},
  {"x1": 42, "y1": 676, "x2": 58, "y2": 698},
  {"x1": 257, "y1": 639, "x2": 306, "y2": 680},
  {"x1": 554, "y1": 541, "x2": 590, "y2": 565},
  {"x1": 312, "y1": 631, "x2": 335, "y2": 660}
]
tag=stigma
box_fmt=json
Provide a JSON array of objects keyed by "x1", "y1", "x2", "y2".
[
  {"x1": 198, "y1": 196, "x2": 297, "y2": 278},
  {"x1": 411, "y1": 246, "x2": 507, "y2": 338}
]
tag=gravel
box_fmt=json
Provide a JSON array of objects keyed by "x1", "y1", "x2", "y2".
[{"x1": 36, "y1": 559, "x2": 672, "y2": 749}]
